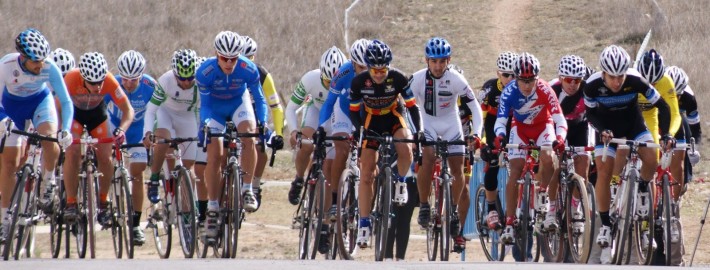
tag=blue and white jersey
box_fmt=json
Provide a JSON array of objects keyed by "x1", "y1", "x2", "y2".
[
  {"x1": 319, "y1": 61, "x2": 358, "y2": 126},
  {"x1": 196, "y1": 56, "x2": 267, "y2": 125},
  {"x1": 0, "y1": 53, "x2": 73, "y2": 130},
  {"x1": 106, "y1": 74, "x2": 156, "y2": 143}
]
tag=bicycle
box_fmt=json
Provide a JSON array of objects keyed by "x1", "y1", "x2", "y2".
[
  {"x1": 200, "y1": 121, "x2": 260, "y2": 259},
  {"x1": 605, "y1": 138, "x2": 659, "y2": 265},
  {"x1": 538, "y1": 145, "x2": 595, "y2": 263},
  {"x1": 652, "y1": 140, "x2": 689, "y2": 266},
  {"x1": 107, "y1": 142, "x2": 142, "y2": 259},
  {"x1": 362, "y1": 132, "x2": 418, "y2": 261},
  {"x1": 335, "y1": 137, "x2": 360, "y2": 260},
  {"x1": 474, "y1": 145, "x2": 507, "y2": 261},
  {"x1": 421, "y1": 136, "x2": 469, "y2": 261},
  {"x1": 146, "y1": 136, "x2": 199, "y2": 259},
  {"x1": 0, "y1": 125, "x2": 59, "y2": 260}
]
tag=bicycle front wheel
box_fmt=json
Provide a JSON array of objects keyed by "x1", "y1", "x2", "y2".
[
  {"x1": 515, "y1": 172, "x2": 532, "y2": 261},
  {"x1": 50, "y1": 179, "x2": 65, "y2": 259},
  {"x1": 474, "y1": 184, "x2": 506, "y2": 261},
  {"x1": 373, "y1": 166, "x2": 392, "y2": 261},
  {"x1": 335, "y1": 171, "x2": 359, "y2": 260},
  {"x1": 151, "y1": 174, "x2": 172, "y2": 259},
  {"x1": 116, "y1": 169, "x2": 135, "y2": 259},
  {"x1": 175, "y1": 167, "x2": 197, "y2": 258},
  {"x1": 298, "y1": 178, "x2": 316, "y2": 259},
  {"x1": 612, "y1": 174, "x2": 635, "y2": 265},
  {"x1": 109, "y1": 177, "x2": 123, "y2": 259},
  {"x1": 226, "y1": 163, "x2": 241, "y2": 259},
  {"x1": 634, "y1": 180, "x2": 655, "y2": 265},
  {"x1": 565, "y1": 175, "x2": 593, "y2": 263},
  {"x1": 439, "y1": 175, "x2": 452, "y2": 261},
  {"x1": 661, "y1": 174, "x2": 673, "y2": 265},
  {"x1": 426, "y1": 178, "x2": 439, "y2": 261},
  {"x1": 2, "y1": 165, "x2": 29, "y2": 260},
  {"x1": 85, "y1": 164, "x2": 99, "y2": 259}
]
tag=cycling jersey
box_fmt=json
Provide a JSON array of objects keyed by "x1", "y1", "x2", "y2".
[
  {"x1": 409, "y1": 68, "x2": 483, "y2": 136},
  {"x1": 584, "y1": 70, "x2": 671, "y2": 137},
  {"x1": 254, "y1": 64, "x2": 284, "y2": 136},
  {"x1": 638, "y1": 75, "x2": 681, "y2": 142},
  {"x1": 64, "y1": 69, "x2": 127, "y2": 111},
  {"x1": 349, "y1": 68, "x2": 421, "y2": 132},
  {"x1": 106, "y1": 74, "x2": 156, "y2": 143},
  {"x1": 0, "y1": 53, "x2": 73, "y2": 131},
  {"x1": 494, "y1": 78, "x2": 567, "y2": 140},
  {"x1": 143, "y1": 70, "x2": 199, "y2": 134},
  {"x1": 677, "y1": 86, "x2": 701, "y2": 141},
  {"x1": 287, "y1": 69, "x2": 329, "y2": 132},
  {"x1": 196, "y1": 56, "x2": 267, "y2": 126},
  {"x1": 319, "y1": 61, "x2": 359, "y2": 126},
  {"x1": 550, "y1": 78, "x2": 590, "y2": 154}
]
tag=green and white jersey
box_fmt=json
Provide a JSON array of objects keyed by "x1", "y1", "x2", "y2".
[
  {"x1": 143, "y1": 70, "x2": 200, "y2": 135},
  {"x1": 286, "y1": 69, "x2": 329, "y2": 132}
]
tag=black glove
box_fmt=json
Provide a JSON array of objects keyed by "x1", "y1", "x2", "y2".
[
  {"x1": 660, "y1": 134, "x2": 675, "y2": 151},
  {"x1": 269, "y1": 135, "x2": 284, "y2": 150}
]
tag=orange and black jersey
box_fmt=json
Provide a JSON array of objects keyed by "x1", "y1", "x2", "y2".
[{"x1": 349, "y1": 67, "x2": 421, "y2": 133}]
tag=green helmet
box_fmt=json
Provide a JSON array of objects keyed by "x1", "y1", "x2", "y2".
[{"x1": 171, "y1": 49, "x2": 197, "y2": 78}]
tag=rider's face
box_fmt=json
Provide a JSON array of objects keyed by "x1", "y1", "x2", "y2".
[
  {"x1": 426, "y1": 57, "x2": 450, "y2": 78},
  {"x1": 602, "y1": 72, "x2": 626, "y2": 92}
]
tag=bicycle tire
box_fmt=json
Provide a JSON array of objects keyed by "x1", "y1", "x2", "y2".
[
  {"x1": 540, "y1": 182, "x2": 565, "y2": 263},
  {"x1": 227, "y1": 163, "x2": 241, "y2": 259},
  {"x1": 373, "y1": 166, "x2": 392, "y2": 261},
  {"x1": 613, "y1": 174, "x2": 635, "y2": 265},
  {"x1": 85, "y1": 163, "x2": 98, "y2": 259},
  {"x1": 426, "y1": 178, "x2": 439, "y2": 261},
  {"x1": 440, "y1": 174, "x2": 452, "y2": 261},
  {"x1": 474, "y1": 184, "x2": 506, "y2": 261},
  {"x1": 335, "y1": 170, "x2": 358, "y2": 260},
  {"x1": 2, "y1": 165, "x2": 28, "y2": 260},
  {"x1": 310, "y1": 172, "x2": 326, "y2": 259},
  {"x1": 175, "y1": 166, "x2": 197, "y2": 258},
  {"x1": 50, "y1": 178, "x2": 65, "y2": 259},
  {"x1": 151, "y1": 173, "x2": 172, "y2": 259},
  {"x1": 515, "y1": 172, "x2": 532, "y2": 261},
  {"x1": 75, "y1": 166, "x2": 89, "y2": 259},
  {"x1": 109, "y1": 177, "x2": 123, "y2": 259},
  {"x1": 15, "y1": 166, "x2": 39, "y2": 260},
  {"x1": 565, "y1": 175, "x2": 593, "y2": 263},
  {"x1": 297, "y1": 177, "x2": 316, "y2": 259},
  {"x1": 117, "y1": 169, "x2": 134, "y2": 259},
  {"x1": 634, "y1": 180, "x2": 655, "y2": 265},
  {"x1": 662, "y1": 174, "x2": 672, "y2": 266}
]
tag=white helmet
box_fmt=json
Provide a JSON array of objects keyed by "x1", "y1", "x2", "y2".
[
  {"x1": 558, "y1": 55, "x2": 586, "y2": 78},
  {"x1": 496, "y1": 51, "x2": 518, "y2": 72},
  {"x1": 78, "y1": 52, "x2": 108, "y2": 83},
  {"x1": 195, "y1": 56, "x2": 207, "y2": 70},
  {"x1": 214, "y1": 31, "x2": 242, "y2": 57},
  {"x1": 666, "y1": 66, "x2": 689, "y2": 95},
  {"x1": 349, "y1": 39, "x2": 370, "y2": 66},
  {"x1": 599, "y1": 45, "x2": 630, "y2": 76},
  {"x1": 320, "y1": 46, "x2": 346, "y2": 80},
  {"x1": 240, "y1": 36, "x2": 258, "y2": 57},
  {"x1": 49, "y1": 48, "x2": 75, "y2": 75},
  {"x1": 117, "y1": 50, "x2": 146, "y2": 79}
]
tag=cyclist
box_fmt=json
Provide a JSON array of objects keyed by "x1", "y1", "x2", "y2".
[
  {"x1": 349, "y1": 40, "x2": 422, "y2": 248},
  {"x1": 583, "y1": 45, "x2": 673, "y2": 262},
  {"x1": 239, "y1": 36, "x2": 285, "y2": 209},
  {"x1": 0, "y1": 28, "x2": 74, "y2": 243},
  {"x1": 285, "y1": 46, "x2": 346, "y2": 253},
  {"x1": 409, "y1": 37, "x2": 483, "y2": 252},
  {"x1": 494, "y1": 52, "x2": 568, "y2": 244},
  {"x1": 105, "y1": 50, "x2": 155, "y2": 245},
  {"x1": 63, "y1": 52, "x2": 134, "y2": 225},
  {"x1": 479, "y1": 51, "x2": 517, "y2": 231},
  {"x1": 546, "y1": 55, "x2": 590, "y2": 232},
  {"x1": 143, "y1": 49, "x2": 205, "y2": 231},
  {"x1": 667, "y1": 65, "x2": 701, "y2": 187},
  {"x1": 196, "y1": 31, "x2": 267, "y2": 243},
  {"x1": 49, "y1": 48, "x2": 75, "y2": 77}
]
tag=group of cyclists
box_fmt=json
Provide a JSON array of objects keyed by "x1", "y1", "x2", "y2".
[{"x1": 0, "y1": 27, "x2": 703, "y2": 265}]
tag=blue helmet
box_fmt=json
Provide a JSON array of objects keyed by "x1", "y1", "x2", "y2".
[
  {"x1": 15, "y1": 28, "x2": 51, "y2": 61},
  {"x1": 425, "y1": 37, "x2": 451, "y2": 59},
  {"x1": 364, "y1": 39, "x2": 393, "y2": 67}
]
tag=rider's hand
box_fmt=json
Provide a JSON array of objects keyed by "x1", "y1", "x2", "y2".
[
  {"x1": 480, "y1": 144, "x2": 494, "y2": 162},
  {"x1": 601, "y1": 129, "x2": 613, "y2": 144},
  {"x1": 660, "y1": 134, "x2": 676, "y2": 151},
  {"x1": 58, "y1": 130, "x2": 73, "y2": 149},
  {"x1": 688, "y1": 150, "x2": 701, "y2": 165},
  {"x1": 552, "y1": 135, "x2": 566, "y2": 152},
  {"x1": 269, "y1": 135, "x2": 284, "y2": 150},
  {"x1": 142, "y1": 131, "x2": 153, "y2": 148},
  {"x1": 113, "y1": 128, "x2": 126, "y2": 145},
  {"x1": 469, "y1": 134, "x2": 482, "y2": 150},
  {"x1": 494, "y1": 135, "x2": 505, "y2": 150},
  {"x1": 0, "y1": 119, "x2": 8, "y2": 138},
  {"x1": 198, "y1": 122, "x2": 210, "y2": 146},
  {"x1": 289, "y1": 130, "x2": 299, "y2": 149}
]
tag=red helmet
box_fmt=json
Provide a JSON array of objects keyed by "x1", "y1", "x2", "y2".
[{"x1": 514, "y1": 52, "x2": 540, "y2": 79}]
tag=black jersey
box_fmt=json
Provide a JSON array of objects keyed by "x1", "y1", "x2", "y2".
[
  {"x1": 349, "y1": 68, "x2": 421, "y2": 132},
  {"x1": 551, "y1": 79, "x2": 587, "y2": 128}
]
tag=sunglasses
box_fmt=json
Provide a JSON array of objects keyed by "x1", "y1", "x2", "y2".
[
  {"x1": 86, "y1": 80, "x2": 104, "y2": 86},
  {"x1": 218, "y1": 55, "x2": 238, "y2": 63},
  {"x1": 517, "y1": 77, "x2": 537, "y2": 84},
  {"x1": 369, "y1": 67, "x2": 389, "y2": 75},
  {"x1": 177, "y1": 76, "x2": 195, "y2": 82},
  {"x1": 500, "y1": 72, "x2": 515, "y2": 78},
  {"x1": 562, "y1": 77, "x2": 582, "y2": 84}
]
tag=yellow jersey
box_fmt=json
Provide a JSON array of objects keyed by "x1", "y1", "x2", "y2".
[{"x1": 638, "y1": 75, "x2": 681, "y2": 143}]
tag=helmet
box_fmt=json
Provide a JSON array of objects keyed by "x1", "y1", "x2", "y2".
[
  {"x1": 213, "y1": 31, "x2": 242, "y2": 57},
  {"x1": 195, "y1": 56, "x2": 207, "y2": 70},
  {"x1": 584, "y1": 66, "x2": 596, "y2": 80},
  {"x1": 558, "y1": 55, "x2": 586, "y2": 78},
  {"x1": 320, "y1": 46, "x2": 346, "y2": 80},
  {"x1": 364, "y1": 39, "x2": 393, "y2": 67},
  {"x1": 49, "y1": 48, "x2": 75, "y2": 75},
  {"x1": 637, "y1": 49, "x2": 665, "y2": 84},
  {"x1": 513, "y1": 52, "x2": 540, "y2": 79},
  {"x1": 117, "y1": 50, "x2": 146, "y2": 79},
  {"x1": 666, "y1": 66, "x2": 689, "y2": 95},
  {"x1": 78, "y1": 52, "x2": 108, "y2": 83},
  {"x1": 599, "y1": 45, "x2": 630, "y2": 76},
  {"x1": 349, "y1": 39, "x2": 370, "y2": 66},
  {"x1": 171, "y1": 49, "x2": 197, "y2": 78},
  {"x1": 15, "y1": 28, "x2": 51, "y2": 61},
  {"x1": 240, "y1": 36, "x2": 258, "y2": 57},
  {"x1": 425, "y1": 37, "x2": 451, "y2": 59},
  {"x1": 448, "y1": 64, "x2": 464, "y2": 75},
  {"x1": 496, "y1": 51, "x2": 518, "y2": 72}
]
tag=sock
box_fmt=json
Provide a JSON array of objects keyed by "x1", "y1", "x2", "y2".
[
  {"x1": 43, "y1": 169, "x2": 56, "y2": 185},
  {"x1": 487, "y1": 202, "x2": 497, "y2": 213},
  {"x1": 359, "y1": 217, "x2": 370, "y2": 227},
  {"x1": 420, "y1": 202, "x2": 430, "y2": 209},
  {"x1": 548, "y1": 200, "x2": 557, "y2": 212},
  {"x1": 253, "y1": 177, "x2": 261, "y2": 188},
  {"x1": 242, "y1": 183, "x2": 253, "y2": 193},
  {"x1": 67, "y1": 197, "x2": 77, "y2": 205},
  {"x1": 294, "y1": 176, "x2": 304, "y2": 183},
  {"x1": 198, "y1": 200, "x2": 208, "y2": 221},
  {"x1": 638, "y1": 180, "x2": 649, "y2": 192},
  {"x1": 600, "y1": 211, "x2": 611, "y2": 227},
  {"x1": 133, "y1": 211, "x2": 142, "y2": 227},
  {"x1": 100, "y1": 193, "x2": 109, "y2": 205},
  {"x1": 571, "y1": 197, "x2": 580, "y2": 208},
  {"x1": 332, "y1": 192, "x2": 337, "y2": 205},
  {"x1": 398, "y1": 175, "x2": 406, "y2": 183},
  {"x1": 208, "y1": 200, "x2": 219, "y2": 211},
  {"x1": 150, "y1": 172, "x2": 160, "y2": 182}
]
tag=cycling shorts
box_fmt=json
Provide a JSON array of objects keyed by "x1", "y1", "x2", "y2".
[
  {"x1": 422, "y1": 113, "x2": 465, "y2": 156},
  {"x1": 507, "y1": 123, "x2": 554, "y2": 160},
  {"x1": 71, "y1": 102, "x2": 110, "y2": 139},
  {"x1": 363, "y1": 110, "x2": 408, "y2": 151},
  {"x1": 156, "y1": 107, "x2": 198, "y2": 161}
]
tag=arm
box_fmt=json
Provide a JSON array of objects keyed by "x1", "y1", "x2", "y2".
[
  {"x1": 143, "y1": 83, "x2": 166, "y2": 136},
  {"x1": 462, "y1": 92, "x2": 483, "y2": 136},
  {"x1": 114, "y1": 93, "x2": 135, "y2": 131},
  {"x1": 47, "y1": 64, "x2": 74, "y2": 131},
  {"x1": 348, "y1": 86, "x2": 363, "y2": 131},
  {"x1": 545, "y1": 86, "x2": 568, "y2": 139},
  {"x1": 319, "y1": 89, "x2": 339, "y2": 126},
  {"x1": 261, "y1": 72, "x2": 284, "y2": 136},
  {"x1": 248, "y1": 76, "x2": 268, "y2": 125},
  {"x1": 647, "y1": 89, "x2": 672, "y2": 136},
  {"x1": 493, "y1": 88, "x2": 511, "y2": 137}
]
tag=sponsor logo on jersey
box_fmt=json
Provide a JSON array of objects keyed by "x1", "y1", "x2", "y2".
[
  {"x1": 438, "y1": 91, "x2": 452, "y2": 96},
  {"x1": 598, "y1": 87, "x2": 608, "y2": 95},
  {"x1": 365, "y1": 80, "x2": 372, "y2": 87},
  {"x1": 362, "y1": 89, "x2": 375, "y2": 95},
  {"x1": 440, "y1": 101, "x2": 451, "y2": 108},
  {"x1": 385, "y1": 86, "x2": 395, "y2": 93},
  {"x1": 13, "y1": 70, "x2": 19, "y2": 77}
]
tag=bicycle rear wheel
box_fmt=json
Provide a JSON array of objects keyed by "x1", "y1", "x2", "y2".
[
  {"x1": 373, "y1": 166, "x2": 392, "y2": 261},
  {"x1": 116, "y1": 169, "x2": 134, "y2": 259},
  {"x1": 474, "y1": 185, "x2": 506, "y2": 261},
  {"x1": 175, "y1": 167, "x2": 197, "y2": 258},
  {"x1": 426, "y1": 178, "x2": 439, "y2": 261},
  {"x1": 439, "y1": 175, "x2": 452, "y2": 261},
  {"x1": 335, "y1": 172, "x2": 359, "y2": 260},
  {"x1": 565, "y1": 175, "x2": 593, "y2": 263},
  {"x1": 151, "y1": 174, "x2": 172, "y2": 259}
]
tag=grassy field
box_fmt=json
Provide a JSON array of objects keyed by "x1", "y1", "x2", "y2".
[{"x1": 1, "y1": 0, "x2": 709, "y2": 264}]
